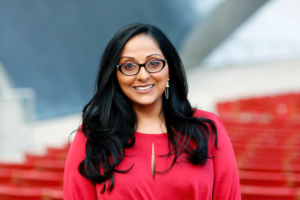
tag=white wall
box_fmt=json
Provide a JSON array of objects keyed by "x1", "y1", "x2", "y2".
[
  {"x1": 187, "y1": 59, "x2": 300, "y2": 114},
  {"x1": 0, "y1": 62, "x2": 35, "y2": 162}
]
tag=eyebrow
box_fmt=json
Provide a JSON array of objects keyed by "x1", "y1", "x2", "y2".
[
  {"x1": 146, "y1": 54, "x2": 163, "y2": 58},
  {"x1": 119, "y1": 54, "x2": 163, "y2": 60},
  {"x1": 119, "y1": 56, "x2": 134, "y2": 60}
]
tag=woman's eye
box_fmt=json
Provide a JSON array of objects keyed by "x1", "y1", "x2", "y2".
[
  {"x1": 124, "y1": 63, "x2": 135, "y2": 69},
  {"x1": 149, "y1": 61, "x2": 159, "y2": 66}
]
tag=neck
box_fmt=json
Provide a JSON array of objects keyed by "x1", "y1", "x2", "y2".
[{"x1": 132, "y1": 98, "x2": 166, "y2": 134}]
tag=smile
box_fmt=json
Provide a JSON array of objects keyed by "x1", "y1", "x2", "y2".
[{"x1": 134, "y1": 85, "x2": 154, "y2": 91}]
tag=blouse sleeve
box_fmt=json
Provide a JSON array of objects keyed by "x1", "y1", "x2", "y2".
[
  {"x1": 209, "y1": 113, "x2": 241, "y2": 200},
  {"x1": 63, "y1": 125, "x2": 97, "y2": 200}
]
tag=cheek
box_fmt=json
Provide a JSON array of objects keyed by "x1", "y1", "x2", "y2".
[
  {"x1": 154, "y1": 68, "x2": 169, "y2": 90},
  {"x1": 160, "y1": 66, "x2": 169, "y2": 85},
  {"x1": 116, "y1": 72, "x2": 134, "y2": 91}
]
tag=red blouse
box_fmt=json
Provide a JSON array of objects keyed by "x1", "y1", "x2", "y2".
[{"x1": 64, "y1": 110, "x2": 241, "y2": 200}]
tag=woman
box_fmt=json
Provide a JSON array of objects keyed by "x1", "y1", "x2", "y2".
[{"x1": 64, "y1": 23, "x2": 241, "y2": 200}]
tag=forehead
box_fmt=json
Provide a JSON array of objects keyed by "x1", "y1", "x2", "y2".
[{"x1": 121, "y1": 34, "x2": 164, "y2": 58}]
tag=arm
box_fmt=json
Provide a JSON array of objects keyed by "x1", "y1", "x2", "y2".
[
  {"x1": 211, "y1": 114, "x2": 241, "y2": 200},
  {"x1": 63, "y1": 126, "x2": 97, "y2": 200}
]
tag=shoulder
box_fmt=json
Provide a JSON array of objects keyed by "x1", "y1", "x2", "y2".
[
  {"x1": 65, "y1": 125, "x2": 86, "y2": 168},
  {"x1": 64, "y1": 124, "x2": 88, "y2": 177},
  {"x1": 64, "y1": 125, "x2": 97, "y2": 199},
  {"x1": 72, "y1": 125, "x2": 87, "y2": 144}
]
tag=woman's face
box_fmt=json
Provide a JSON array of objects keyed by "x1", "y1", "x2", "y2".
[{"x1": 116, "y1": 34, "x2": 169, "y2": 108}]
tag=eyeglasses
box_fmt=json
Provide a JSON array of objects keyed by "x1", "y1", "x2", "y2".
[{"x1": 116, "y1": 59, "x2": 167, "y2": 75}]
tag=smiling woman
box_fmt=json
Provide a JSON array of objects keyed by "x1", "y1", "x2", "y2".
[
  {"x1": 116, "y1": 34, "x2": 169, "y2": 113},
  {"x1": 63, "y1": 23, "x2": 241, "y2": 200}
]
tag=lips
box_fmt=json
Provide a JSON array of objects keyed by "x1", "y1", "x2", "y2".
[{"x1": 133, "y1": 84, "x2": 154, "y2": 91}]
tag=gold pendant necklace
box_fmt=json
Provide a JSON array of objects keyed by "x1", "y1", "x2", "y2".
[{"x1": 151, "y1": 142, "x2": 155, "y2": 179}]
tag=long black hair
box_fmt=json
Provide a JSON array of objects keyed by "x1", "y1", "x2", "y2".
[{"x1": 79, "y1": 23, "x2": 217, "y2": 193}]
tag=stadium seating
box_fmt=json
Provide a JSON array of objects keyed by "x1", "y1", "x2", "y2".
[
  {"x1": 0, "y1": 92, "x2": 299, "y2": 199},
  {"x1": 217, "y1": 92, "x2": 300, "y2": 199},
  {"x1": 0, "y1": 185, "x2": 63, "y2": 200},
  {"x1": 0, "y1": 144, "x2": 68, "y2": 200}
]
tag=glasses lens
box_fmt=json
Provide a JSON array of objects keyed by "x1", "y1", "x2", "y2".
[
  {"x1": 146, "y1": 60, "x2": 164, "y2": 72},
  {"x1": 121, "y1": 63, "x2": 139, "y2": 75}
]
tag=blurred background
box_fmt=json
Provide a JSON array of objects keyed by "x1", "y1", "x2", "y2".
[{"x1": 0, "y1": 0, "x2": 300, "y2": 199}]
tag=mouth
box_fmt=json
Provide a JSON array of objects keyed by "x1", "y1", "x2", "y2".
[{"x1": 133, "y1": 84, "x2": 154, "y2": 91}]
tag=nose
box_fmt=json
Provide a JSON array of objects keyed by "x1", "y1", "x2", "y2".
[{"x1": 136, "y1": 66, "x2": 150, "y2": 82}]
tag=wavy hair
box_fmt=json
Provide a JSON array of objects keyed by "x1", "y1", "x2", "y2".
[{"x1": 79, "y1": 23, "x2": 217, "y2": 193}]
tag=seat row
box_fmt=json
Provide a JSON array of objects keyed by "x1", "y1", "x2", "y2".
[
  {"x1": 0, "y1": 145, "x2": 69, "y2": 199},
  {"x1": 217, "y1": 92, "x2": 300, "y2": 199},
  {"x1": 217, "y1": 92, "x2": 300, "y2": 123},
  {"x1": 0, "y1": 185, "x2": 63, "y2": 200}
]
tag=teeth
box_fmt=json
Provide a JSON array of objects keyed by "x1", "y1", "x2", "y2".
[{"x1": 135, "y1": 85, "x2": 153, "y2": 91}]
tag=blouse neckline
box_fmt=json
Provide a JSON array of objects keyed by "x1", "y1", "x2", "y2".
[{"x1": 135, "y1": 131, "x2": 167, "y2": 136}]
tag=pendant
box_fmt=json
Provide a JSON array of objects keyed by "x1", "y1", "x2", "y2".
[{"x1": 151, "y1": 142, "x2": 155, "y2": 179}]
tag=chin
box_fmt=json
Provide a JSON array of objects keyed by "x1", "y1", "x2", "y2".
[
  {"x1": 131, "y1": 97, "x2": 162, "y2": 106},
  {"x1": 134, "y1": 100, "x2": 156, "y2": 106}
]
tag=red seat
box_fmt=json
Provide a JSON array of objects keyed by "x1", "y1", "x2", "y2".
[
  {"x1": 0, "y1": 162, "x2": 35, "y2": 171},
  {"x1": 0, "y1": 185, "x2": 63, "y2": 200},
  {"x1": 17, "y1": 170, "x2": 64, "y2": 188},
  {"x1": 0, "y1": 160, "x2": 65, "y2": 173},
  {"x1": 239, "y1": 170, "x2": 300, "y2": 187},
  {"x1": 45, "y1": 145, "x2": 70, "y2": 160},
  {"x1": 0, "y1": 169, "x2": 64, "y2": 188},
  {"x1": 241, "y1": 185, "x2": 298, "y2": 200},
  {"x1": 0, "y1": 169, "x2": 15, "y2": 186}
]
